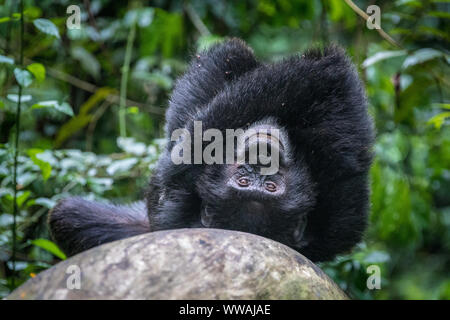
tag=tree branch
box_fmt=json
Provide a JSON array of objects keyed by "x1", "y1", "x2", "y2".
[
  {"x1": 184, "y1": 3, "x2": 211, "y2": 37},
  {"x1": 343, "y1": 0, "x2": 401, "y2": 48},
  {"x1": 119, "y1": 16, "x2": 137, "y2": 136},
  {"x1": 27, "y1": 59, "x2": 166, "y2": 116}
]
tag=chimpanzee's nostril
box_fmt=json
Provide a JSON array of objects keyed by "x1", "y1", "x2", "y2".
[{"x1": 201, "y1": 206, "x2": 213, "y2": 227}]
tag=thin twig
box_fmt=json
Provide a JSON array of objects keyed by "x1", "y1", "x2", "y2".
[
  {"x1": 2, "y1": 0, "x2": 14, "y2": 97},
  {"x1": 83, "y1": 0, "x2": 107, "y2": 51},
  {"x1": 11, "y1": 0, "x2": 25, "y2": 289},
  {"x1": 62, "y1": 180, "x2": 78, "y2": 194},
  {"x1": 343, "y1": 0, "x2": 401, "y2": 48},
  {"x1": 184, "y1": 3, "x2": 211, "y2": 37},
  {"x1": 26, "y1": 59, "x2": 166, "y2": 116},
  {"x1": 119, "y1": 18, "x2": 137, "y2": 136},
  {"x1": 86, "y1": 99, "x2": 111, "y2": 151}
]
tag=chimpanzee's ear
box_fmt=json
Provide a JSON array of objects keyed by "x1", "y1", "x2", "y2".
[{"x1": 166, "y1": 38, "x2": 260, "y2": 134}]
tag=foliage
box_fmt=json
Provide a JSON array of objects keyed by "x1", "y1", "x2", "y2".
[{"x1": 0, "y1": 0, "x2": 449, "y2": 299}]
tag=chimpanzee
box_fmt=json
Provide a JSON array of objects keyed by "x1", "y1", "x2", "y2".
[{"x1": 49, "y1": 38, "x2": 374, "y2": 262}]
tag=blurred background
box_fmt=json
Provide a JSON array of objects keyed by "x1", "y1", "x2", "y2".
[{"x1": 0, "y1": 0, "x2": 449, "y2": 299}]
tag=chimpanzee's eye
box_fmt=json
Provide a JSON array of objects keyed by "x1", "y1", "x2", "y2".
[
  {"x1": 237, "y1": 177, "x2": 250, "y2": 187},
  {"x1": 265, "y1": 181, "x2": 277, "y2": 192}
]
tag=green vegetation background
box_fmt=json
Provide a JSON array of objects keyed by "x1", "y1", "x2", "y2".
[{"x1": 0, "y1": 0, "x2": 449, "y2": 299}]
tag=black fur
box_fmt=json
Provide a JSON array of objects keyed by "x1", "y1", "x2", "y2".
[
  {"x1": 48, "y1": 38, "x2": 374, "y2": 261},
  {"x1": 49, "y1": 198, "x2": 149, "y2": 256}
]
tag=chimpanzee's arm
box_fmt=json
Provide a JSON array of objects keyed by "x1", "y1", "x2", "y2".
[{"x1": 48, "y1": 197, "x2": 150, "y2": 257}]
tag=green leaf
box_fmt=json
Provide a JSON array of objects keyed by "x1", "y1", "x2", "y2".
[
  {"x1": 23, "y1": 7, "x2": 42, "y2": 19},
  {"x1": 27, "y1": 63, "x2": 46, "y2": 82},
  {"x1": 70, "y1": 46, "x2": 101, "y2": 79},
  {"x1": 364, "y1": 251, "x2": 390, "y2": 264},
  {"x1": 31, "y1": 101, "x2": 53, "y2": 109},
  {"x1": 427, "y1": 112, "x2": 450, "y2": 129},
  {"x1": 7, "y1": 94, "x2": 32, "y2": 103},
  {"x1": 106, "y1": 158, "x2": 138, "y2": 175},
  {"x1": 362, "y1": 50, "x2": 407, "y2": 68},
  {"x1": 34, "y1": 197, "x2": 56, "y2": 209},
  {"x1": 0, "y1": 17, "x2": 11, "y2": 23},
  {"x1": 117, "y1": 137, "x2": 146, "y2": 155},
  {"x1": 124, "y1": 8, "x2": 155, "y2": 27},
  {"x1": 33, "y1": 18, "x2": 60, "y2": 38},
  {"x1": 31, "y1": 239, "x2": 67, "y2": 260},
  {"x1": 17, "y1": 172, "x2": 38, "y2": 187},
  {"x1": 88, "y1": 177, "x2": 113, "y2": 193},
  {"x1": 0, "y1": 55, "x2": 14, "y2": 65},
  {"x1": 31, "y1": 100, "x2": 74, "y2": 117},
  {"x1": 418, "y1": 26, "x2": 450, "y2": 41},
  {"x1": 328, "y1": 0, "x2": 357, "y2": 27},
  {"x1": 427, "y1": 10, "x2": 450, "y2": 19},
  {"x1": 140, "y1": 10, "x2": 184, "y2": 58},
  {"x1": 6, "y1": 261, "x2": 28, "y2": 271},
  {"x1": 27, "y1": 148, "x2": 52, "y2": 181},
  {"x1": 17, "y1": 190, "x2": 31, "y2": 208},
  {"x1": 0, "y1": 214, "x2": 14, "y2": 227},
  {"x1": 54, "y1": 102, "x2": 74, "y2": 116},
  {"x1": 402, "y1": 48, "x2": 447, "y2": 69},
  {"x1": 127, "y1": 106, "x2": 139, "y2": 114},
  {"x1": 13, "y1": 68, "x2": 33, "y2": 87},
  {"x1": 434, "y1": 103, "x2": 450, "y2": 110}
]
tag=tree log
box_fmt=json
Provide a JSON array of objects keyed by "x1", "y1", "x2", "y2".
[{"x1": 7, "y1": 228, "x2": 347, "y2": 300}]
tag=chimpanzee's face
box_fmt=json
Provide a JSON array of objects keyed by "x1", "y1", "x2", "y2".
[{"x1": 195, "y1": 123, "x2": 316, "y2": 249}]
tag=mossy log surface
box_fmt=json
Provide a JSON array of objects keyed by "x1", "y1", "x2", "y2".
[{"x1": 8, "y1": 228, "x2": 347, "y2": 300}]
